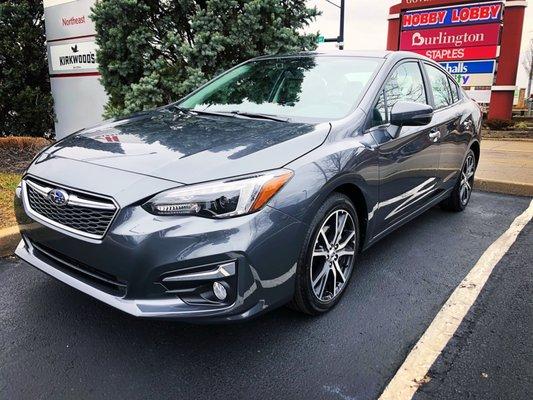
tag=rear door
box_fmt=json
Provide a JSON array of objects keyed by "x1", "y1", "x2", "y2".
[
  {"x1": 368, "y1": 60, "x2": 442, "y2": 236},
  {"x1": 423, "y1": 63, "x2": 472, "y2": 190}
]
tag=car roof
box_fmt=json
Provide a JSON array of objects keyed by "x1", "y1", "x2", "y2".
[
  {"x1": 252, "y1": 50, "x2": 434, "y2": 63},
  {"x1": 252, "y1": 50, "x2": 390, "y2": 60}
]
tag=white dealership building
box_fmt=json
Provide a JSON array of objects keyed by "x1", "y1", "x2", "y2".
[{"x1": 44, "y1": 0, "x2": 107, "y2": 139}]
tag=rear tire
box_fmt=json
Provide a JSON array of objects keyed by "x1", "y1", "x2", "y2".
[
  {"x1": 440, "y1": 149, "x2": 476, "y2": 212},
  {"x1": 289, "y1": 193, "x2": 360, "y2": 315}
]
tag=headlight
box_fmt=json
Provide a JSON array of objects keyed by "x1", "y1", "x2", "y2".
[{"x1": 143, "y1": 169, "x2": 293, "y2": 218}]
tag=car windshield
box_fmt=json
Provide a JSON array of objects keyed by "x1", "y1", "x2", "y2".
[{"x1": 178, "y1": 56, "x2": 383, "y2": 121}]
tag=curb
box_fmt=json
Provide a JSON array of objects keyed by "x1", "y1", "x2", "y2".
[
  {"x1": 481, "y1": 137, "x2": 533, "y2": 142},
  {"x1": 475, "y1": 178, "x2": 533, "y2": 197},
  {"x1": 0, "y1": 226, "x2": 20, "y2": 258}
]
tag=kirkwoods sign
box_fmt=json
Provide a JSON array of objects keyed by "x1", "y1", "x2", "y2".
[{"x1": 50, "y1": 41, "x2": 97, "y2": 71}]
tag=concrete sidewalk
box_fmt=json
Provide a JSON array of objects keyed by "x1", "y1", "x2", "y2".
[{"x1": 475, "y1": 140, "x2": 533, "y2": 197}]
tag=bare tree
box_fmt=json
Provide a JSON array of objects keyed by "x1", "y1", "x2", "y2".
[{"x1": 523, "y1": 38, "x2": 533, "y2": 112}]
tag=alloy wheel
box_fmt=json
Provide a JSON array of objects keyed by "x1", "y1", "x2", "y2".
[
  {"x1": 460, "y1": 153, "x2": 475, "y2": 206},
  {"x1": 310, "y1": 209, "x2": 357, "y2": 302}
]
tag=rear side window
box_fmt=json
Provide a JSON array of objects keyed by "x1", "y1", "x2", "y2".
[
  {"x1": 369, "y1": 62, "x2": 427, "y2": 128},
  {"x1": 448, "y1": 78, "x2": 460, "y2": 103},
  {"x1": 425, "y1": 64, "x2": 453, "y2": 109}
]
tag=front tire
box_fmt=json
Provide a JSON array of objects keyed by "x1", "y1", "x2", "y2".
[
  {"x1": 289, "y1": 193, "x2": 359, "y2": 315},
  {"x1": 441, "y1": 149, "x2": 476, "y2": 212}
]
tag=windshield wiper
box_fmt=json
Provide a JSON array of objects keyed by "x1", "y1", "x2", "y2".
[
  {"x1": 172, "y1": 106, "x2": 231, "y2": 118},
  {"x1": 173, "y1": 106, "x2": 289, "y2": 122},
  {"x1": 228, "y1": 111, "x2": 290, "y2": 123}
]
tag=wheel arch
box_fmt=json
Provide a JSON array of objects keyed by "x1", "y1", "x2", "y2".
[
  {"x1": 470, "y1": 140, "x2": 480, "y2": 166},
  {"x1": 330, "y1": 183, "x2": 368, "y2": 252}
]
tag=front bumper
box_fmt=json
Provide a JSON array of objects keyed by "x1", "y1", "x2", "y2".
[
  {"x1": 15, "y1": 192, "x2": 306, "y2": 321},
  {"x1": 16, "y1": 239, "x2": 247, "y2": 319}
]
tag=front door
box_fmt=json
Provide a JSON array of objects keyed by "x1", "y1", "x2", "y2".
[{"x1": 367, "y1": 61, "x2": 441, "y2": 235}]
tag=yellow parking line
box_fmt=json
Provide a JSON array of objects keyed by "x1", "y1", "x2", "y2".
[{"x1": 379, "y1": 199, "x2": 533, "y2": 400}]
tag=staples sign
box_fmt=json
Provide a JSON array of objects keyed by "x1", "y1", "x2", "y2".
[
  {"x1": 402, "y1": 2, "x2": 503, "y2": 30},
  {"x1": 409, "y1": 45, "x2": 498, "y2": 62}
]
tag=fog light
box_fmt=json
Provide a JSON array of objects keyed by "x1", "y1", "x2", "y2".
[
  {"x1": 15, "y1": 181, "x2": 22, "y2": 199},
  {"x1": 213, "y1": 281, "x2": 227, "y2": 301}
]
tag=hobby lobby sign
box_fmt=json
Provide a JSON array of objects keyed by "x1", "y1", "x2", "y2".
[{"x1": 402, "y1": 2, "x2": 503, "y2": 29}]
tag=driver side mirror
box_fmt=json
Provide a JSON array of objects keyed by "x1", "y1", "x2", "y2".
[{"x1": 390, "y1": 101, "x2": 434, "y2": 127}]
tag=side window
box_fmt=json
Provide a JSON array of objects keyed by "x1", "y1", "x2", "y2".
[
  {"x1": 448, "y1": 78, "x2": 459, "y2": 103},
  {"x1": 371, "y1": 90, "x2": 387, "y2": 128},
  {"x1": 425, "y1": 64, "x2": 453, "y2": 109},
  {"x1": 369, "y1": 62, "x2": 426, "y2": 129}
]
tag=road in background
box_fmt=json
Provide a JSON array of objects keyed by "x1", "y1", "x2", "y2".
[{"x1": 0, "y1": 192, "x2": 531, "y2": 400}]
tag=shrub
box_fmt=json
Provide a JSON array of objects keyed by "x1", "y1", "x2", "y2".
[
  {"x1": 91, "y1": 0, "x2": 320, "y2": 117},
  {"x1": 513, "y1": 121, "x2": 529, "y2": 130},
  {"x1": 0, "y1": 136, "x2": 52, "y2": 174},
  {"x1": 483, "y1": 119, "x2": 513, "y2": 130},
  {"x1": 0, "y1": 136, "x2": 50, "y2": 151},
  {"x1": 0, "y1": 1, "x2": 54, "y2": 137}
]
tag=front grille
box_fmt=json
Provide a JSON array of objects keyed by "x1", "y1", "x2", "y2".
[
  {"x1": 30, "y1": 239, "x2": 127, "y2": 297},
  {"x1": 24, "y1": 177, "x2": 118, "y2": 239}
]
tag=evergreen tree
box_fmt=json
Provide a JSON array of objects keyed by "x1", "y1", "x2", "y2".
[
  {"x1": 91, "y1": 0, "x2": 319, "y2": 117},
  {"x1": 0, "y1": 0, "x2": 54, "y2": 137}
]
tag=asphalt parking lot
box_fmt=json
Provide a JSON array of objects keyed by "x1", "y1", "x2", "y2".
[{"x1": 1, "y1": 191, "x2": 531, "y2": 400}]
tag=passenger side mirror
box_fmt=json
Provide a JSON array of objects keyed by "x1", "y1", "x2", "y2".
[{"x1": 390, "y1": 101, "x2": 433, "y2": 127}]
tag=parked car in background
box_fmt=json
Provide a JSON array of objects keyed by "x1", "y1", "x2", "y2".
[{"x1": 14, "y1": 51, "x2": 481, "y2": 321}]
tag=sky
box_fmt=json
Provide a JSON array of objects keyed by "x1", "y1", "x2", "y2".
[{"x1": 306, "y1": 0, "x2": 533, "y2": 89}]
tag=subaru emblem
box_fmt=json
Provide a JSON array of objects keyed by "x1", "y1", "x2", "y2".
[{"x1": 47, "y1": 188, "x2": 69, "y2": 207}]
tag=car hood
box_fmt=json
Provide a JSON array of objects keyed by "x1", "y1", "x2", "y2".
[{"x1": 44, "y1": 108, "x2": 330, "y2": 184}]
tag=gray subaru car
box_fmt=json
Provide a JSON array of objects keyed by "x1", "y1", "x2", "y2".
[{"x1": 14, "y1": 51, "x2": 481, "y2": 322}]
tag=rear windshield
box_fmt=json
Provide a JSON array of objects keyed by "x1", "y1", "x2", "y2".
[{"x1": 179, "y1": 57, "x2": 383, "y2": 121}]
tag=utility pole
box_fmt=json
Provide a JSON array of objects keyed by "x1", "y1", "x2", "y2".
[
  {"x1": 339, "y1": 0, "x2": 345, "y2": 50},
  {"x1": 527, "y1": 50, "x2": 533, "y2": 116},
  {"x1": 322, "y1": 0, "x2": 345, "y2": 50}
]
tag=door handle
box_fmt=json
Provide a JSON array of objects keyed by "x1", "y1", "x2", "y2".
[{"x1": 428, "y1": 130, "x2": 440, "y2": 142}]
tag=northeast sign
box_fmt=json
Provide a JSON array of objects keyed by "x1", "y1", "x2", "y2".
[
  {"x1": 44, "y1": 0, "x2": 95, "y2": 41},
  {"x1": 401, "y1": 2, "x2": 503, "y2": 30}
]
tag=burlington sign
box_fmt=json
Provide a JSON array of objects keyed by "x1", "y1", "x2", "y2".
[{"x1": 400, "y1": 23, "x2": 500, "y2": 50}]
